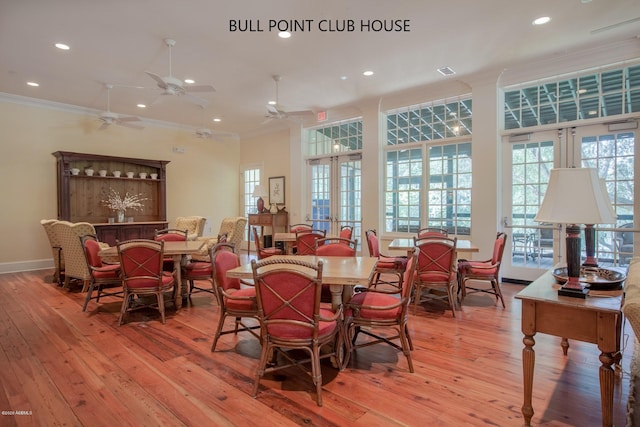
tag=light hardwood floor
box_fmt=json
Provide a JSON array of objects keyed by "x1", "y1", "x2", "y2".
[{"x1": 0, "y1": 261, "x2": 634, "y2": 426}]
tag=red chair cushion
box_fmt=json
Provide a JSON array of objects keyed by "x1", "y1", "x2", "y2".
[
  {"x1": 459, "y1": 260, "x2": 497, "y2": 277},
  {"x1": 267, "y1": 308, "x2": 337, "y2": 339},
  {"x1": 225, "y1": 287, "x2": 256, "y2": 311},
  {"x1": 93, "y1": 263, "x2": 120, "y2": 279},
  {"x1": 416, "y1": 270, "x2": 456, "y2": 282},
  {"x1": 377, "y1": 257, "x2": 407, "y2": 270},
  {"x1": 184, "y1": 261, "x2": 212, "y2": 276},
  {"x1": 128, "y1": 272, "x2": 174, "y2": 289},
  {"x1": 346, "y1": 292, "x2": 400, "y2": 319}
]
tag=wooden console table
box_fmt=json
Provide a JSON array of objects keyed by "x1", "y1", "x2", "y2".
[
  {"x1": 515, "y1": 270, "x2": 623, "y2": 427},
  {"x1": 247, "y1": 211, "x2": 288, "y2": 254}
]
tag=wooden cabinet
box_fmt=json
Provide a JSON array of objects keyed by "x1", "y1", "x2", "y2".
[
  {"x1": 52, "y1": 151, "x2": 170, "y2": 241},
  {"x1": 93, "y1": 222, "x2": 168, "y2": 246}
]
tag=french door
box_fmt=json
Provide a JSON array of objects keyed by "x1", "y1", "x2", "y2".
[
  {"x1": 501, "y1": 124, "x2": 637, "y2": 281},
  {"x1": 307, "y1": 154, "x2": 362, "y2": 247}
]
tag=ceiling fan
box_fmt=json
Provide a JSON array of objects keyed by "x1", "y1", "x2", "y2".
[
  {"x1": 98, "y1": 84, "x2": 143, "y2": 130},
  {"x1": 194, "y1": 106, "x2": 238, "y2": 141},
  {"x1": 145, "y1": 38, "x2": 216, "y2": 107},
  {"x1": 264, "y1": 75, "x2": 314, "y2": 122}
]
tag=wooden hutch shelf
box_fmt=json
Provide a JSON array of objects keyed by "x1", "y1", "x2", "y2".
[{"x1": 53, "y1": 151, "x2": 170, "y2": 243}]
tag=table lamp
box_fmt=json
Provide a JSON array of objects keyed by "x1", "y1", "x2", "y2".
[
  {"x1": 534, "y1": 168, "x2": 616, "y2": 298},
  {"x1": 252, "y1": 184, "x2": 267, "y2": 213}
]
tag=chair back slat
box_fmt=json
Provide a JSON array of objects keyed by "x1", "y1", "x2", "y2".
[{"x1": 295, "y1": 230, "x2": 326, "y2": 255}]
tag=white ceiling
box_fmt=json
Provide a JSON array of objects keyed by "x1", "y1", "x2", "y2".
[{"x1": 1, "y1": 0, "x2": 639, "y2": 138}]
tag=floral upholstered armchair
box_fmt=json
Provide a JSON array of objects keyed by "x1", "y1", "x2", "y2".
[
  {"x1": 191, "y1": 217, "x2": 247, "y2": 262},
  {"x1": 175, "y1": 216, "x2": 207, "y2": 240}
]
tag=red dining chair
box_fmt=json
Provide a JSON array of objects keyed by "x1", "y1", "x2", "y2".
[
  {"x1": 252, "y1": 227, "x2": 284, "y2": 260},
  {"x1": 154, "y1": 228, "x2": 188, "y2": 272},
  {"x1": 117, "y1": 239, "x2": 176, "y2": 325},
  {"x1": 339, "y1": 225, "x2": 353, "y2": 241},
  {"x1": 413, "y1": 236, "x2": 458, "y2": 317},
  {"x1": 315, "y1": 237, "x2": 358, "y2": 302},
  {"x1": 365, "y1": 229, "x2": 407, "y2": 292},
  {"x1": 210, "y1": 243, "x2": 259, "y2": 351},
  {"x1": 458, "y1": 232, "x2": 507, "y2": 308},
  {"x1": 343, "y1": 248, "x2": 419, "y2": 372},
  {"x1": 289, "y1": 223, "x2": 313, "y2": 254},
  {"x1": 250, "y1": 257, "x2": 342, "y2": 407},
  {"x1": 182, "y1": 235, "x2": 229, "y2": 303},
  {"x1": 80, "y1": 234, "x2": 123, "y2": 312},
  {"x1": 295, "y1": 229, "x2": 326, "y2": 255},
  {"x1": 417, "y1": 227, "x2": 448, "y2": 239}
]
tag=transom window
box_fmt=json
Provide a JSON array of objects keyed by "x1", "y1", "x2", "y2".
[
  {"x1": 387, "y1": 98, "x2": 472, "y2": 145},
  {"x1": 307, "y1": 118, "x2": 362, "y2": 155},
  {"x1": 504, "y1": 64, "x2": 640, "y2": 130}
]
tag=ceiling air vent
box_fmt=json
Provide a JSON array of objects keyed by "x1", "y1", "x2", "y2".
[{"x1": 437, "y1": 66, "x2": 456, "y2": 76}]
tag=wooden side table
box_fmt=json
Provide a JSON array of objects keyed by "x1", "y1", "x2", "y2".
[
  {"x1": 247, "y1": 211, "x2": 288, "y2": 254},
  {"x1": 515, "y1": 271, "x2": 623, "y2": 426}
]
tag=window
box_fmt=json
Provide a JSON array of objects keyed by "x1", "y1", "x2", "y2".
[
  {"x1": 387, "y1": 98, "x2": 472, "y2": 145},
  {"x1": 307, "y1": 119, "x2": 362, "y2": 155},
  {"x1": 504, "y1": 64, "x2": 640, "y2": 130},
  {"x1": 384, "y1": 97, "x2": 473, "y2": 234},
  {"x1": 242, "y1": 167, "x2": 261, "y2": 218}
]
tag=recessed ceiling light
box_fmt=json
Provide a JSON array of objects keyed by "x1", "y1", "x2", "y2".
[
  {"x1": 27, "y1": 81, "x2": 39, "y2": 87},
  {"x1": 213, "y1": 118, "x2": 221, "y2": 122},
  {"x1": 268, "y1": 100, "x2": 277, "y2": 105},
  {"x1": 184, "y1": 79, "x2": 195, "y2": 84},
  {"x1": 278, "y1": 31, "x2": 291, "y2": 39},
  {"x1": 54, "y1": 43, "x2": 70, "y2": 50},
  {"x1": 137, "y1": 104, "x2": 146, "y2": 108},
  {"x1": 363, "y1": 70, "x2": 374, "y2": 76},
  {"x1": 340, "y1": 75, "x2": 348, "y2": 80},
  {"x1": 533, "y1": 16, "x2": 551, "y2": 26}
]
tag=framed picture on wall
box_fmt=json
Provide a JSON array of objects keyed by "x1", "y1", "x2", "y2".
[{"x1": 269, "y1": 176, "x2": 285, "y2": 205}]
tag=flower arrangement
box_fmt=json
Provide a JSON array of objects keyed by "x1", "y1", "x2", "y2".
[{"x1": 102, "y1": 189, "x2": 147, "y2": 215}]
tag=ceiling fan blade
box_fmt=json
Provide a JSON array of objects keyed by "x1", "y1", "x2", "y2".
[
  {"x1": 183, "y1": 93, "x2": 210, "y2": 107},
  {"x1": 261, "y1": 116, "x2": 274, "y2": 125},
  {"x1": 266, "y1": 104, "x2": 280, "y2": 115},
  {"x1": 287, "y1": 110, "x2": 314, "y2": 116},
  {"x1": 117, "y1": 116, "x2": 141, "y2": 122},
  {"x1": 145, "y1": 71, "x2": 168, "y2": 89},
  {"x1": 184, "y1": 84, "x2": 216, "y2": 93},
  {"x1": 118, "y1": 121, "x2": 144, "y2": 129}
]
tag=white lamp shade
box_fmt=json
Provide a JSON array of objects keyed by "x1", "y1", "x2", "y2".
[
  {"x1": 252, "y1": 184, "x2": 267, "y2": 198},
  {"x1": 534, "y1": 168, "x2": 616, "y2": 225}
]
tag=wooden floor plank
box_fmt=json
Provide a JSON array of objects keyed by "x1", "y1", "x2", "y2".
[{"x1": 0, "y1": 268, "x2": 633, "y2": 426}]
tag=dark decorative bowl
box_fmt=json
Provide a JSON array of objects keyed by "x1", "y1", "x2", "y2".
[{"x1": 552, "y1": 266, "x2": 626, "y2": 290}]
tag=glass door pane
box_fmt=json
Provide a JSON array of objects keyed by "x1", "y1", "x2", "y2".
[
  {"x1": 576, "y1": 125, "x2": 637, "y2": 267},
  {"x1": 338, "y1": 157, "x2": 362, "y2": 248},
  {"x1": 501, "y1": 130, "x2": 560, "y2": 281},
  {"x1": 309, "y1": 160, "x2": 331, "y2": 234}
]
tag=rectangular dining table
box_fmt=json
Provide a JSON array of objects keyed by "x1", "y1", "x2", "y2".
[
  {"x1": 226, "y1": 255, "x2": 378, "y2": 310},
  {"x1": 387, "y1": 237, "x2": 479, "y2": 257},
  {"x1": 99, "y1": 240, "x2": 205, "y2": 310},
  {"x1": 273, "y1": 232, "x2": 298, "y2": 254}
]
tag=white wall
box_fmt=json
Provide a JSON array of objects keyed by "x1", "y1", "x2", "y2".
[{"x1": 0, "y1": 98, "x2": 240, "y2": 272}]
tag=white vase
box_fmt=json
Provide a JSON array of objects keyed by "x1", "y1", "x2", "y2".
[{"x1": 116, "y1": 210, "x2": 125, "y2": 223}]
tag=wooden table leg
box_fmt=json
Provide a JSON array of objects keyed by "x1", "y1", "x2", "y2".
[
  {"x1": 174, "y1": 254, "x2": 183, "y2": 309},
  {"x1": 597, "y1": 311, "x2": 619, "y2": 427},
  {"x1": 522, "y1": 333, "x2": 535, "y2": 426}
]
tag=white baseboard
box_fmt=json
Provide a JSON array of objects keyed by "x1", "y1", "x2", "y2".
[{"x1": 0, "y1": 259, "x2": 53, "y2": 275}]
